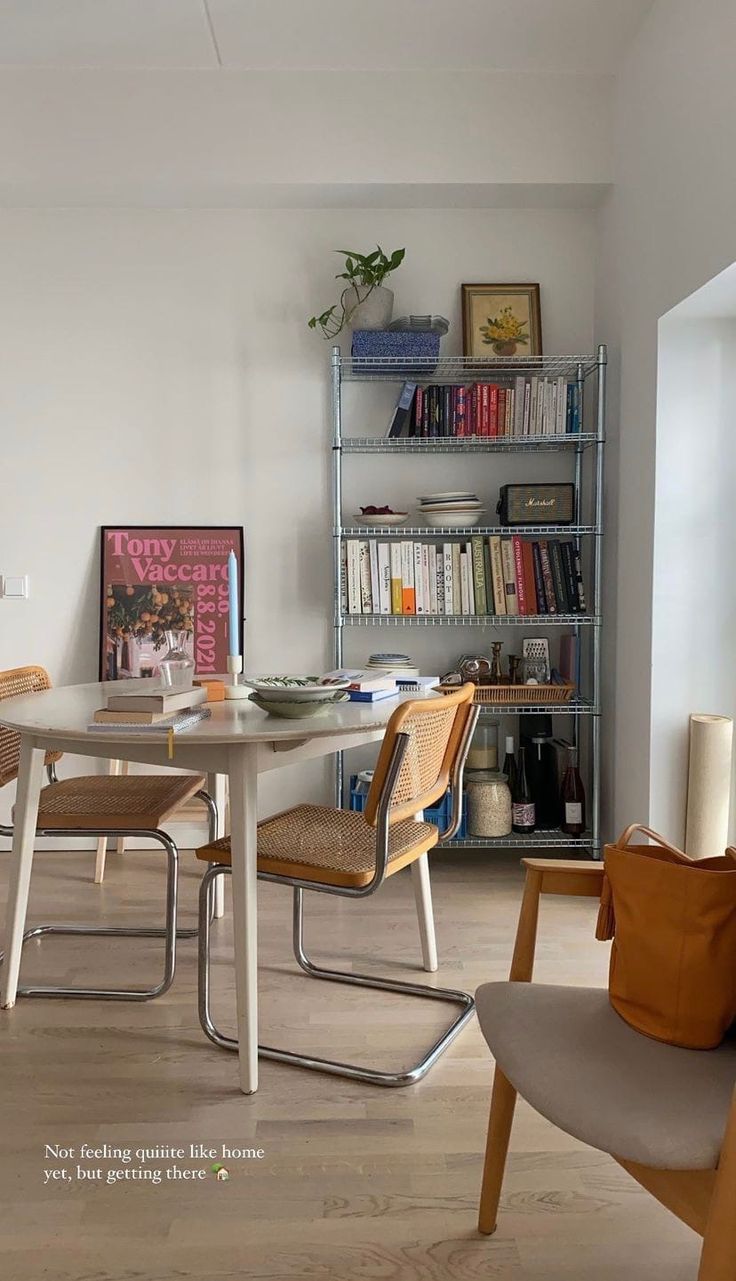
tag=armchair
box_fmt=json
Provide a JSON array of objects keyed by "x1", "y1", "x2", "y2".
[{"x1": 476, "y1": 858, "x2": 736, "y2": 1281}]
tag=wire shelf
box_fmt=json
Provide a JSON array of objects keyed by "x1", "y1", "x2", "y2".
[
  {"x1": 446, "y1": 830, "x2": 599, "y2": 850},
  {"x1": 339, "y1": 524, "x2": 599, "y2": 539},
  {"x1": 341, "y1": 614, "x2": 598, "y2": 627},
  {"x1": 340, "y1": 433, "x2": 600, "y2": 455},
  {"x1": 477, "y1": 697, "x2": 598, "y2": 717},
  {"x1": 339, "y1": 354, "x2": 600, "y2": 383}
]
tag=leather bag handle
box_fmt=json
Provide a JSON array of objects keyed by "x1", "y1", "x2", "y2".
[{"x1": 615, "y1": 823, "x2": 692, "y2": 863}]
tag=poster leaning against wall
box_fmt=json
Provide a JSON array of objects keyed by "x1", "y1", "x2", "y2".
[{"x1": 99, "y1": 526, "x2": 245, "y2": 681}]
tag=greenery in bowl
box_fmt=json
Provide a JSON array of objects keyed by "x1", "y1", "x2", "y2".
[{"x1": 308, "y1": 246, "x2": 405, "y2": 339}]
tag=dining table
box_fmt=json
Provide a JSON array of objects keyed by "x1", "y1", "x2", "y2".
[{"x1": 0, "y1": 679, "x2": 410, "y2": 1094}]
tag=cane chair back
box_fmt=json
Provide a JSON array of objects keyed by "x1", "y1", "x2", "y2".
[
  {"x1": 363, "y1": 684, "x2": 476, "y2": 828},
  {"x1": 0, "y1": 666, "x2": 61, "y2": 787}
]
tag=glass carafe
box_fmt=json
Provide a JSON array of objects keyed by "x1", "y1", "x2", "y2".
[{"x1": 159, "y1": 629, "x2": 194, "y2": 690}]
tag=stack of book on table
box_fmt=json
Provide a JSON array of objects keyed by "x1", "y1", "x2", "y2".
[
  {"x1": 343, "y1": 535, "x2": 586, "y2": 617},
  {"x1": 89, "y1": 686, "x2": 212, "y2": 733}
]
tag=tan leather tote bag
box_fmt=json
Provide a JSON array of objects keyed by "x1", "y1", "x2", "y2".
[{"x1": 596, "y1": 824, "x2": 736, "y2": 1049}]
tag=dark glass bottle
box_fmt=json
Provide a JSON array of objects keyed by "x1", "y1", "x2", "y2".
[
  {"x1": 502, "y1": 735, "x2": 517, "y2": 793},
  {"x1": 560, "y1": 747, "x2": 586, "y2": 835},
  {"x1": 529, "y1": 734, "x2": 557, "y2": 827},
  {"x1": 512, "y1": 745, "x2": 536, "y2": 834}
]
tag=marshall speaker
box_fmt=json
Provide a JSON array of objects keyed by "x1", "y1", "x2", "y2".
[{"x1": 497, "y1": 483, "x2": 575, "y2": 526}]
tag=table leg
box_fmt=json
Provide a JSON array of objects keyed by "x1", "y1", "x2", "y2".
[
  {"x1": 228, "y1": 744, "x2": 259, "y2": 1094},
  {"x1": 207, "y1": 772, "x2": 227, "y2": 919},
  {"x1": 1, "y1": 737, "x2": 45, "y2": 1008}
]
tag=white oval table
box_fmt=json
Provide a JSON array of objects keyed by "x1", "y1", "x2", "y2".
[{"x1": 0, "y1": 680, "x2": 412, "y2": 1094}]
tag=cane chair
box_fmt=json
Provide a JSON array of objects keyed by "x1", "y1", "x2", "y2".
[
  {"x1": 476, "y1": 858, "x2": 736, "y2": 1281},
  {"x1": 0, "y1": 665, "x2": 217, "y2": 1001},
  {"x1": 195, "y1": 684, "x2": 479, "y2": 1086}
]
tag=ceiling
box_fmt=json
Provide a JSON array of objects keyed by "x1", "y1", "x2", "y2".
[{"x1": 0, "y1": 0, "x2": 655, "y2": 74}]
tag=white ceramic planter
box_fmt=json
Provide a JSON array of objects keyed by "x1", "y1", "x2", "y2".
[{"x1": 343, "y1": 284, "x2": 394, "y2": 330}]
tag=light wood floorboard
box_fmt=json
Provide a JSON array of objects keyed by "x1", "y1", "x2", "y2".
[{"x1": 0, "y1": 847, "x2": 700, "y2": 1280}]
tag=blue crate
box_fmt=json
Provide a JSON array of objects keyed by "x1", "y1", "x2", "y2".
[
  {"x1": 351, "y1": 328, "x2": 440, "y2": 371},
  {"x1": 348, "y1": 775, "x2": 467, "y2": 839}
]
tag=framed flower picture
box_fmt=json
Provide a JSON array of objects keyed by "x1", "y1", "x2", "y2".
[{"x1": 461, "y1": 283, "x2": 542, "y2": 359}]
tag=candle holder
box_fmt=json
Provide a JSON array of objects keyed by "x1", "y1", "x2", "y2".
[{"x1": 224, "y1": 653, "x2": 250, "y2": 700}]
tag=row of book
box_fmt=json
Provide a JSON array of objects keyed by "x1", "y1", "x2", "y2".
[
  {"x1": 387, "y1": 377, "x2": 581, "y2": 439},
  {"x1": 342, "y1": 537, "x2": 587, "y2": 618}
]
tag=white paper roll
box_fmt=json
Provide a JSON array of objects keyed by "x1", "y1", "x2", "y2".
[{"x1": 685, "y1": 713, "x2": 733, "y2": 859}]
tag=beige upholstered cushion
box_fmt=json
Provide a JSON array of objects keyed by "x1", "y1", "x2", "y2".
[
  {"x1": 196, "y1": 803, "x2": 439, "y2": 888},
  {"x1": 476, "y1": 982, "x2": 736, "y2": 1170}
]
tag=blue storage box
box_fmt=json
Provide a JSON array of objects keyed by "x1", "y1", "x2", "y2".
[
  {"x1": 351, "y1": 328, "x2": 441, "y2": 371},
  {"x1": 348, "y1": 775, "x2": 467, "y2": 840}
]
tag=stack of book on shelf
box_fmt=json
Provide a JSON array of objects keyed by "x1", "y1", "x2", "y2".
[
  {"x1": 386, "y1": 377, "x2": 581, "y2": 439},
  {"x1": 324, "y1": 668, "x2": 440, "y2": 700},
  {"x1": 342, "y1": 536, "x2": 587, "y2": 618},
  {"x1": 89, "y1": 685, "x2": 212, "y2": 733}
]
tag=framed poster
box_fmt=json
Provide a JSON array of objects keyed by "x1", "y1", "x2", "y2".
[
  {"x1": 461, "y1": 283, "x2": 542, "y2": 359},
  {"x1": 99, "y1": 526, "x2": 244, "y2": 681}
]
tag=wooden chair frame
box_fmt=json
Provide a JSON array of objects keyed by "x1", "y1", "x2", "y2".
[{"x1": 477, "y1": 858, "x2": 736, "y2": 1280}]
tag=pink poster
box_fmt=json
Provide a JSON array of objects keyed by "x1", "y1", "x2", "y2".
[{"x1": 99, "y1": 526, "x2": 244, "y2": 680}]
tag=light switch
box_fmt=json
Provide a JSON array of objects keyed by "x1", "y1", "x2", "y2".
[{"x1": 1, "y1": 575, "x2": 29, "y2": 598}]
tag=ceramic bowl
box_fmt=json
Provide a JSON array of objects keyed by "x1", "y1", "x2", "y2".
[
  {"x1": 249, "y1": 691, "x2": 349, "y2": 719},
  {"x1": 353, "y1": 512, "x2": 409, "y2": 527},
  {"x1": 242, "y1": 675, "x2": 351, "y2": 702},
  {"x1": 421, "y1": 509, "x2": 486, "y2": 528}
]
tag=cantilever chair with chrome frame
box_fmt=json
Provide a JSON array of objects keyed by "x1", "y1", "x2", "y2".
[
  {"x1": 0, "y1": 665, "x2": 217, "y2": 1001},
  {"x1": 195, "y1": 684, "x2": 479, "y2": 1086}
]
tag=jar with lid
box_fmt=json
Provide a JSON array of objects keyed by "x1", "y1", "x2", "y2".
[
  {"x1": 466, "y1": 720, "x2": 499, "y2": 771},
  {"x1": 466, "y1": 770, "x2": 512, "y2": 838}
]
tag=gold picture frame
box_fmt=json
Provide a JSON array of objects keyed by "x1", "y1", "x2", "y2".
[{"x1": 462, "y1": 283, "x2": 542, "y2": 359}]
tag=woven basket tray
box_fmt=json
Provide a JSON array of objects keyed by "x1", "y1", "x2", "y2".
[{"x1": 438, "y1": 682, "x2": 575, "y2": 706}]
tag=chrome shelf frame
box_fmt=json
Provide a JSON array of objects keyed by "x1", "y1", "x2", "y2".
[
  {"x1": 331, "y1": 344, "x2": 607, "y2": 858},
  {"x1": 340, "y1": 524, "x2": 600, "y2": 539},
  {"x1": 340, "y1": 354, "x2": 599, "y2": 382},
  {"x1": 341, "y1": 433, "x2": 599, "y2": 454},
  {"x1": 343, "y1": 614, "x2": 599, "y2": 627},
  {"x1": 446, "y1": 831, "x2": 599, "y2": 851}
]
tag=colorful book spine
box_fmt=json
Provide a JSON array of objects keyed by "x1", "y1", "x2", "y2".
[
  {"x1": 346, "y1": 540, "x2": 362, "y2": 615},
  {"x1": 413, "y1": 542, "x2": 425, "y2": 613},
  {"x1": 428, "y1": 545, "x2": 438, "y2": 614},
  {"x1": 512, "y1": 535, "x2": 527, "y2": 615},
  {"x1": 359, "y1": 541, "x2": 372, "y2": 614},
  {"x1": 377, "y1": 542, "x2": 391, "y2": 615},
  {"x1": 471, "y1": 536, "x2": 488, "y2": 615},
  {"x1": 421, "y1": 543, "x2": 432, "y2": 613},
  {"x1": 443, "y1": 543, "x2": 454, "y2": 615},
  {"x1": 489, "y1": 536, "x2": 506, "y2": 615},
  {"x1": 531, "y1": 541, "x2": 548, "y2": 614},
  {"x1": 389, "y1": 543, "x2": 403, "y2": 614},
  {"x1": 500, "y1": 538, "x2": 518, "y2": 616},
  {"x1": 400, "y1": 541, "x2": 416, "y2": 614},
  {"x1": 521, "y1": 540, "x2": 538, "y2": 615},
  {"x1": 456, "y1": 384, "x2": 467, "y2": 437},
  {"x1": 539, "y1": 541, "x2": 557, "y2": 614}
]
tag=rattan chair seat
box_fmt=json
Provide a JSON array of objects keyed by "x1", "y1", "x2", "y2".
[
  {"x1": 196, "y1": 803, "x2": 439, "y2": 888},
  {"x1": 36, "y1": 773, "x2": 207, "y2": 831}
]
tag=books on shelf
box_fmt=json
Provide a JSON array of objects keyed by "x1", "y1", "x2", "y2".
[
  {"x1": 343, "y1": 537, "x2": 587, "y2": 618},
  {"x1": 382, "y1": 376, "x2": 581, "y2": 439}
]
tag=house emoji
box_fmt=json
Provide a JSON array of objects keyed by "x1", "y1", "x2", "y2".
[{"x1": 211, "y1": 1163, "x2": 230, "y2": 1182}]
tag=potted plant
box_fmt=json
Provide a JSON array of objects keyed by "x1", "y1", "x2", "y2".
[{"x1": 308, "y1": 246, "x2": 405, "y2": 339}]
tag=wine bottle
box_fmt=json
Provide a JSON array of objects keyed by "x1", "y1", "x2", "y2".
[
  {"x1": 512, "y1": 745, "x2": 536, "y2": 834},
  {"x1": 502, "y1": 735, "x2": 517, "y2": 793},
  {"x1": 560, "y1": 746, "x2": 586, "y2": 835}
]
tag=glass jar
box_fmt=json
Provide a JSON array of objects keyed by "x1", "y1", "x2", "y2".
[
  {"x1": 466, "y1": 770, "x2": 512, "y2": 838},
  {"x1": 159, "y1": 629, "x2": 195, "y2": 690},
  {"x1": 466, "y1": 720, "x2": 499, "y2": 771}
]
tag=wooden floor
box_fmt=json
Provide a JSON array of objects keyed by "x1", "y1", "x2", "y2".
[{"x1": 0, "y1": 846, "x2": 700, "y2": 1281}]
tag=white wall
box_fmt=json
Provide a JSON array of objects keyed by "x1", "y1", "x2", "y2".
[
  {"x1": 595, "y1": 0, "x2": 736, "y2": 837},
  {"x1": 0, "y1": 204, "x2": 595, "y2": 827}
]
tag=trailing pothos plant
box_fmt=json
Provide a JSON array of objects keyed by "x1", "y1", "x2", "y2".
[{"x1": 308, "y1": 245, "x2": 405, "y2": 339}]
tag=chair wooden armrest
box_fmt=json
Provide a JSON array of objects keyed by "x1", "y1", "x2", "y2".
[{"x1": 510, "y1": 858, "x2": 605, "y2": 983}]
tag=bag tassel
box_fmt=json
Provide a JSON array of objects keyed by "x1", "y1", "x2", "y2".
[{"x1": 595, "y1": 872, "x2": 615, "y2": 941}]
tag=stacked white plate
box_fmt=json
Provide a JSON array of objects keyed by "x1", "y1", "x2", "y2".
[
  {"x1": 417, "y1": 491, "x2": 485, "y2": 529},
  {"x1": 366, "y1": 653, "x2": 420, "y2": 676}
]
